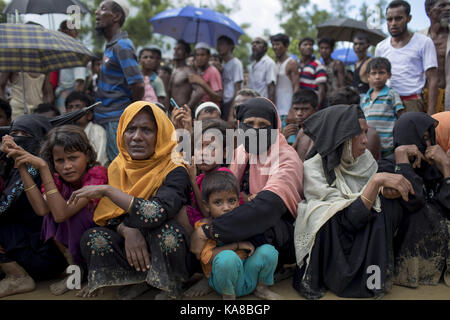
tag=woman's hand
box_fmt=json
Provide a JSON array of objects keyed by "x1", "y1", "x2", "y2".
[
  {"x1": 395, "y1": 145, "x2": 427, "y2": 169},
  {"x1": 425, "y1": 145, "x2": 450, "y2": 177},
  {"x1": 1, "y1": 135, "x2": 18, "y2": 153},
  {"x1": 237, "y1": 241, "x2": 255, "y2": 256},
  {"x1": 375, "y1": 172, "x2": 415, "y2": 202},
  {"x1": 121, "y1": 225, "x2": 150, "y2": 272},
  {"x1": 381, "y1": 187, "x2": 401, "y2": 199},
  {"x1": 190, "y1": 226, "x2": 209, "y2": 259},
  {"x1": 282, "y1": 123, "x2": 299, "y2": 139},
  {"x1": 171, "y1": 105, "x2": 192, "y2": 131},
  {"x1": 10, "y1": 148, "x2": 47, "y2": 170},
  {"x1": 67, "y1": 185, "x2": 109, "y2": 206}
]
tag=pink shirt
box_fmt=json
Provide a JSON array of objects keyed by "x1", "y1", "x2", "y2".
[{"x1": 200, "y1": 65, "x2": 223, "y2": 102}]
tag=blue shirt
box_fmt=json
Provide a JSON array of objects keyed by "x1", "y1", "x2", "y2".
[
  {"x1": 361, "y1": 85, "x2": 404, "y2": 156},
  {"x1": 95, "y1": 31, "x2": 143, "y2": 124}
]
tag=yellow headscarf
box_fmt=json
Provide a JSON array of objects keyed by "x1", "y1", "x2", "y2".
[{"x1": 94, "y1": 101, "x2": 185, "y2": 226}]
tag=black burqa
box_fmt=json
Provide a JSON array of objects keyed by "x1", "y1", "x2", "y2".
[
  {"x1": 293, "y1": 105, "x2": 404, "y2": 299},
  {"x1": 0, "y1": 115, "x2": 67, "y2": 280},
  {"x1": 378, "y1": 112, "x2": 449, "y2": 287}
]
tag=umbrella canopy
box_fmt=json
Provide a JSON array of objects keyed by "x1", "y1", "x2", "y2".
[
  {"x1": 0, "y1": 23, "x2": 96, "y2": 73},
  {"x1": 149, "y1": 6, "x2": 244, "y2": 46},
  {"x1": 330, "y1": 47, "x2": 372, "y2": 66},
  {"x1": 3, "y1": 0, "x2": 89, "y2": 15},
  {"x1": 317, "y1": 18, "x2": 386, "y2": 46}
]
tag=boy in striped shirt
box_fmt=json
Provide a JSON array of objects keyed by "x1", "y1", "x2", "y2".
[{"x1": 361, "y1": 57, "x2": 404, "y2": 157}]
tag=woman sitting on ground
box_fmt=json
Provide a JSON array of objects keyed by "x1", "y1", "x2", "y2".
[
  {"x1": 293, "y1": 105, "x2": 414, "y2": 299},
  {"x1": 378, "y1": 112, "x2": 449, "y2": 287},
  {"x1": 68, "y1": 101, "x2": 197, "y2": 299}
]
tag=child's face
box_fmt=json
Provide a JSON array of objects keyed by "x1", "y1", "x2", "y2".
[
  {"x1": 197, "y1": 135, "x2": 222, "y2": 173},
  {"x1": 139, "y1": 51, "x2": 160, "y2": 71},
  {"x1": 291, "y1": 103, "x2": 315, "y2": 126},
  {"x1": 368, "y1": 68, "x2": 391, "y2": 90},
  {"x1": 196, "y1": 109, "x2": 221, "y2": 121},
  {"x1": 205, "y1": 190, "x2": 239, "y2": 218},
  {"x1": 66, "y1": 99, "x2": 91, "y2": 128},
  {"x1": 52, "y1": 145, "x2": 88, "y2": 185}
]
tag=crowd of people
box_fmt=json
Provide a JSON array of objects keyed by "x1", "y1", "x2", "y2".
[{"x1": 0, "y1": 0, "x2": 448, "y2": 300}]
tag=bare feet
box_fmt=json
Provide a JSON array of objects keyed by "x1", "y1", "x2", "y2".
[
  {"x1": 49, "y1": 276, "x2": 70, "y2": 296},
  {"x1": 76, "y1": 285, "x2": 103, "y2": 298},
  {"x1": 0, "y1": 275, "x2": 35, "y2": 298},
  {"x1": 254, "y1": 283, "x2": 282, "y2": 300},
  {"x1": 116, "y1": 282, "x2": 151, "y2": 300},
  {"x1": 222, "y1": 294, "x2": 236, "y2": 300},
  {"x1": 183, "y1": 276, "x2": 213, "y2": 297}
]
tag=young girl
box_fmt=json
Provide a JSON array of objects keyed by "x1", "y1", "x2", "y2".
[
  {"x1": 185, "y1": 118, "x2": 239, "y2": 229},
  {"x1": 2, "y1": 125, "x2": 107, "y2": 295},
  {"x1": 183, "y1": 118, "x2": 245, "y2": 297}
]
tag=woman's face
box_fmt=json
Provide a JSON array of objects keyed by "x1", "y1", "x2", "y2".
[
  {"x1": 351, "y1": 119, "x2": 369, "y2": 159},
  {"x1": 123, "y1": 110, "x2": 157, "y2": 160},
  {"x1": 242, "y1": 117, "x2": 271, "y2": 129}
]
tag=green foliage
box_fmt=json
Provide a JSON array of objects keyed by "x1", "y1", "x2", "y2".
[
  {"x1": 278, "y1": 0, "x2": 331, "y2": 58},
  {"x1": 0, "y1": 0, "x2": 7, "y2": 23}
]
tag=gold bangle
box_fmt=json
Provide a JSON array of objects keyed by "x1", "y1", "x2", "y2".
[
  {"x1": 43, "y1": 180, "x2": 55, "y2": 186},
  {"x1": 46, "y1": 189, "x2": 59, "y2": 197},
  {"x1": 361, "y1": 194, "x2": 374, "y2": 205},
  {"x1": 127, "y1": 196, "x2": 134, "y2": 212},
  {"x1": 24, "y1": 184, "x2": 36, "y2": 192}
]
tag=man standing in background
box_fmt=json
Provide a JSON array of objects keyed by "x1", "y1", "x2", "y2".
[
  {"x1": 270, "y1": 33, "x2": 299, "y2": 122},
  {"x1": 216, "y1": 35, "x2": 243, "y2": 120},
  {"x1": 248, "y1": 37, "x2": 277, "y2": 102},
  {"x1": 422, "y1": 0, "x2": 450, "y2": 112},
  {"x1": 94, "y1": 0, "x2": 145, "y2": 162}
]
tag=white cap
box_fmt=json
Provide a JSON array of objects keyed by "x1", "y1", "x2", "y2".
[
  {"x1": 194, "y1": 42, "x2": 211, "y2": 51},
  {"x1": 112, "y1": 0, "x2": 130, "y2": 19},
  {"x1": 195, "y1": 102, "x2": 221, "y2": 118}
]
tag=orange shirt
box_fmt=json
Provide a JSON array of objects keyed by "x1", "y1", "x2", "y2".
[{"x1": 194, "y1": 221, "x2": 248, "y2": 278}]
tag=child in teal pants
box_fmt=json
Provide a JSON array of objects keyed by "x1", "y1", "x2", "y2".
[{"x1": 194, "y1": 171, "x2": 281, "y2": 300}]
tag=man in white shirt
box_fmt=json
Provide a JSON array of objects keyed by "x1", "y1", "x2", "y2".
[
  {"x1": 270, "y1": 33, "x2": 299, "y2": 120},
  {"x1": 217, "y1": 35, "x2": 244, "y2": 120},
  {"x1": 248, "y1": 37, "x2": 277, "y2": 102},
  {"x1": 375, "y1": 0, "x2": 438, "y2": 114}
]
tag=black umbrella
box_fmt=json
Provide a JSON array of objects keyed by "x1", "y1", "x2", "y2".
[
  {"x1": 317, "y1": 18, "x2": 386, "y2": 46},
  {"x1": 0, "y1": 101, "x2": 101, "y2": 137},
  {"x1": 3, "y1": 0, "x2": 89, "y2": 15}
]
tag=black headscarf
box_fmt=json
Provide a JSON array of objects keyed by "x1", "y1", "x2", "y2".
[
  {"x1": 236, "y1": 97, "x2": 278, "y2": 155},
  {"x1": 393, "y1": 112, "x2": 441, "y2": 181},
  {"x1": 303, "y1": 104, "x2": 366, "y2": 185},
  {"x1": 9, "y1": 114, "x2": 52, "y2": 155}
]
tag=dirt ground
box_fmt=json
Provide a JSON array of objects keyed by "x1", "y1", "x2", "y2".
[{"x1": 1, "y1": 274, "x2": 449, "y2": 300}]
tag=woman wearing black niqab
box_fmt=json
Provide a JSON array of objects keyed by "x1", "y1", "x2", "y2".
[
  {"x1": 0, "y1": 115, "x2": 67, "y2": 298},
  {"x1": 377, "y1": 112, "x2": 450, "y2": 288}
]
